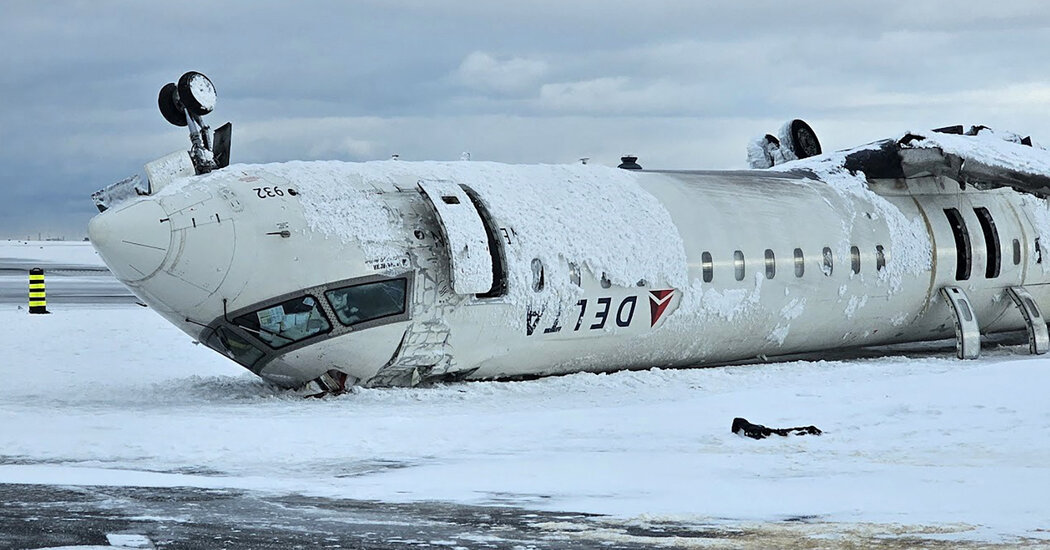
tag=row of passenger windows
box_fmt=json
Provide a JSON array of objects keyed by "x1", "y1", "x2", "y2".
[
  {"x1": 531, "y1": 206, "x2": 1024, "y2": 290},
  {"x1": 699, "y1": 245, "x2": 888, "y2": 283},
  {"x1": 532, "y1": 245, "x2": 890, "y2": 290},
  {"x1": 532, "y1": 259, "x2": 650, "y2": 292}
]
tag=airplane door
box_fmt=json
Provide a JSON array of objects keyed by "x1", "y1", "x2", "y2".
[{"x1": 417, "y1": 179, "x2": 494, "y2": 295}]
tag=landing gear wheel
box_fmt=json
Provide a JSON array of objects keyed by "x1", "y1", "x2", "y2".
[
  {"x1": 785, "y1": 119, "x2": 821, "y2": 159},
  {"x1": 762, "y1": 133, "x2": 780, "y2": 166},
  {"x1": 158, "y1": 82, "x2": 187, "y2": 127},
  {"x1": 177, "y1": 71, "x2": 216, "y2": 117}
]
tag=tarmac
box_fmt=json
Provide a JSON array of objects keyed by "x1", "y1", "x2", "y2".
[{"x1": 0, "y1": 258, "x2": 136, "y2": 306}]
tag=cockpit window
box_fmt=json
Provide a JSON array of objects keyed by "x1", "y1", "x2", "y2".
[
  {"x1": 206, "y1": 326, "x2": 265, "y2": 367},
  {"x1": 234, "y1": 294, "x2": 331, "y2": 349},
  {"x1": 325, "y1": 278, "x2": 407, "y2": 326}
]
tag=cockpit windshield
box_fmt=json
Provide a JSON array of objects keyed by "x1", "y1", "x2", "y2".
[
  {"x1": 325, "y1": 279, "x2": 407, "y2": 326},
  {"x1": 233, "y1": 294, "x2": 331, "y2": 349},
  {"x1": 206, "y1": 325, "x2": 265, "y2": 368}
]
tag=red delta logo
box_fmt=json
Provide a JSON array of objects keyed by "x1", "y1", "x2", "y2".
[{"x1": 649, "y1": 289, "x2": 675, "y2": 327}]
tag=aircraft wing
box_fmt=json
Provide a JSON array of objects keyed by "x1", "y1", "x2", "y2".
[{"x1": 837, "y1": 127, "x2": 1050, "y2": 196}]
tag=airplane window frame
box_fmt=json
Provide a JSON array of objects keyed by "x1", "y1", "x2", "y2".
[
  {"x1": 793, "y1": 248, "x2": 805, "y2": 278},
  {"x1": 702, "y1": 251, "x2": 714, "y2": 283},
  {"x1": 569, "y1": 262, "x2": 582, "y2": 287},
  {"x1": 205, "y1": 325, "x2": 266, "y2": 367},
  {"x1": 764, "y1": 249, "x2": 776, "y2": 279},
  {"x1": 531, "y1": 258, "x2": 545, "y2": 292},
  {"x1": 325, "y1": 278, "x2": 408, "y2": 328},
  {"x1": 822, "y1": 247, "x2": 834, "y2": 276},
  {"x1": 233, "y1": 294, "x2": 332, "y2": 349},
  {"x1": 734, "y1": 250, "x2": 745, "y2": 281}
]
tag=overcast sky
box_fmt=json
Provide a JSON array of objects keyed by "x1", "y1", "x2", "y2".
[{"x1": 3, "y1": 1, "x2": 1050, "y2": 238}]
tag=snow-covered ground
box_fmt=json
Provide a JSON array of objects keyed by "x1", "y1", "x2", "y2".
[{"x1": 2, "y1": 243, "x2": 1049, "y2": 547}]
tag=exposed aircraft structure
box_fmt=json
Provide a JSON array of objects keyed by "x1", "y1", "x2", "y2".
[{"x1": 88, "y1": 73, "x2": 1050, "y2": 393}]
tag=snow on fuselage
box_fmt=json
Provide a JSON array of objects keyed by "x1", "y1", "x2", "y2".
[{"x1": 88, "y1": 153, "x2": 1050, "y2": 388}]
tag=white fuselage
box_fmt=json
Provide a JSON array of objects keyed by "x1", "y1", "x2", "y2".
[{"x1": 88, "y1": 156, "x2": 1050, "y2": 388}]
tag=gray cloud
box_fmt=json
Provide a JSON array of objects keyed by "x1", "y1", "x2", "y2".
[
  {"x1": 3, "y1": 1, "x2": 1050, "y2": 238},
  {"x1": 455, "y1": 52, "x2": 550, "y2": 95}
]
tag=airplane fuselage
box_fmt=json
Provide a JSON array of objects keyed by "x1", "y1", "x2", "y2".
[{"x1": 88, "y1": 148, "x2": 1050, "y2": 389}]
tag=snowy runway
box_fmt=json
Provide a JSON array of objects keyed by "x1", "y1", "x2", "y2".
[
  {"x1": 0, "y1": 241, "x2": 134, "y2": 306},
  {"x1": 2, "y1": 243, "x2": 1049, "y2": 548}
]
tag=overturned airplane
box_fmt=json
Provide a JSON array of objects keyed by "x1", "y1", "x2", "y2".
[{"x1": 89, "y1": 72, "x2": 1050, "y2": 393}]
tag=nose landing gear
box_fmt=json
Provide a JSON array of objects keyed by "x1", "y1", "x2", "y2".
[{"x1": 157, "y1": 71, "x2": 232, "y2": 175}]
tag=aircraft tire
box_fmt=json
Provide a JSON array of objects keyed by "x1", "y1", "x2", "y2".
[
  {"x1": 793, "y1": 119, "x2": 822, "y2": 158},
  {"x1": 177, "y1": 71, "x2": 216, "y2": 117},
  {"x1": 158, "y1": 82, "x2": 187, "y2": 127},
  {"x1": 783, "y1": 119, "x2": 821, "y2": 159},
  {"x1": 762, "y1": 133, "x2": 781, "y2": 165}
]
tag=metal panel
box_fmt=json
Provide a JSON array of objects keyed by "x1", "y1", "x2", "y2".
[
  {"x1": 417, "y1": 180, "x2": 493, "y2": 295},
  {"x1": 940, "y1": 286, "x2": 981, "y2": 359},
  {"x1": 1007, "y1": 286, "x2": 1050, "y2": 355},
  {"x1": 144, "y1": 150, "x2": 195, "y2": 194}
]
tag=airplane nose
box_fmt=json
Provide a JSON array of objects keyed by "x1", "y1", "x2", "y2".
[{"x1": 88, "y1": 200, "x2": 172, "y2": 282}]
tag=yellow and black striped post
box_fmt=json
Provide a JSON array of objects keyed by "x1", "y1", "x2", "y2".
[{"x1": 28, "y1": 267, "x2": 49, "y2": 314}]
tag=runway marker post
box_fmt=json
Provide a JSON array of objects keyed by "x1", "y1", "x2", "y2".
[{"x1": 29, "y1": 267, "x2": 49, "y2": 314}]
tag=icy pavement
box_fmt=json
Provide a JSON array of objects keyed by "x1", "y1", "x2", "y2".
[
  {"x1": 2, "y1": 246, "x2": 1050, "y2": 547},
  {"x1": 1, "y1": 485, "x2": 655, "y2": 550},
  {"x1": 9, "y1": 486, "x2": 1048, "y2": 550}
]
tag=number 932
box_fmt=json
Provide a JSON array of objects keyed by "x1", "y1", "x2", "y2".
[{"x1": 253, "y1": 187, "x2": 285, "y2": 199}]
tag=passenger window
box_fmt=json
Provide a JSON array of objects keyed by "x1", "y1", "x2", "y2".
[
  {"x1": 764, "y1": 249, "x2": 775, "y2": 279},
  {"x1": 234, "y1": 295, "x2": 331, "y2": 349},
  {"x1": 569, "y1": 262, "x2": 581, "y2": 287},
  {"x1": 601, "y1": 273, "x2": 612, "y2": 289},
  {"x1": 793, "y1": 248, "x2": 804, "y2": 278},
  {"x1": 531, "y1": 259, "x2": 545, "y2": 292},
  {"x1": 822, "y1": 247, "x2": 834, "y2": 276},
  {"x1": 1013, "y1": 239, "x2": 1021, "y2": 265},
  {"x1": 850, "y1": 246, "x2": 861, "y2": 274},
  {"x1": 325, "y1": 279, "x2": 407, "y2": 327},
  {"x1": 876, "y1": 245, "x2": 886, "y2": 271},
  {"x1": 702, "y1": 251, "x2": 713, "y2": 283},
  {"x1": 734, "y1": 250, "x2": 745, "y2": 281}
]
